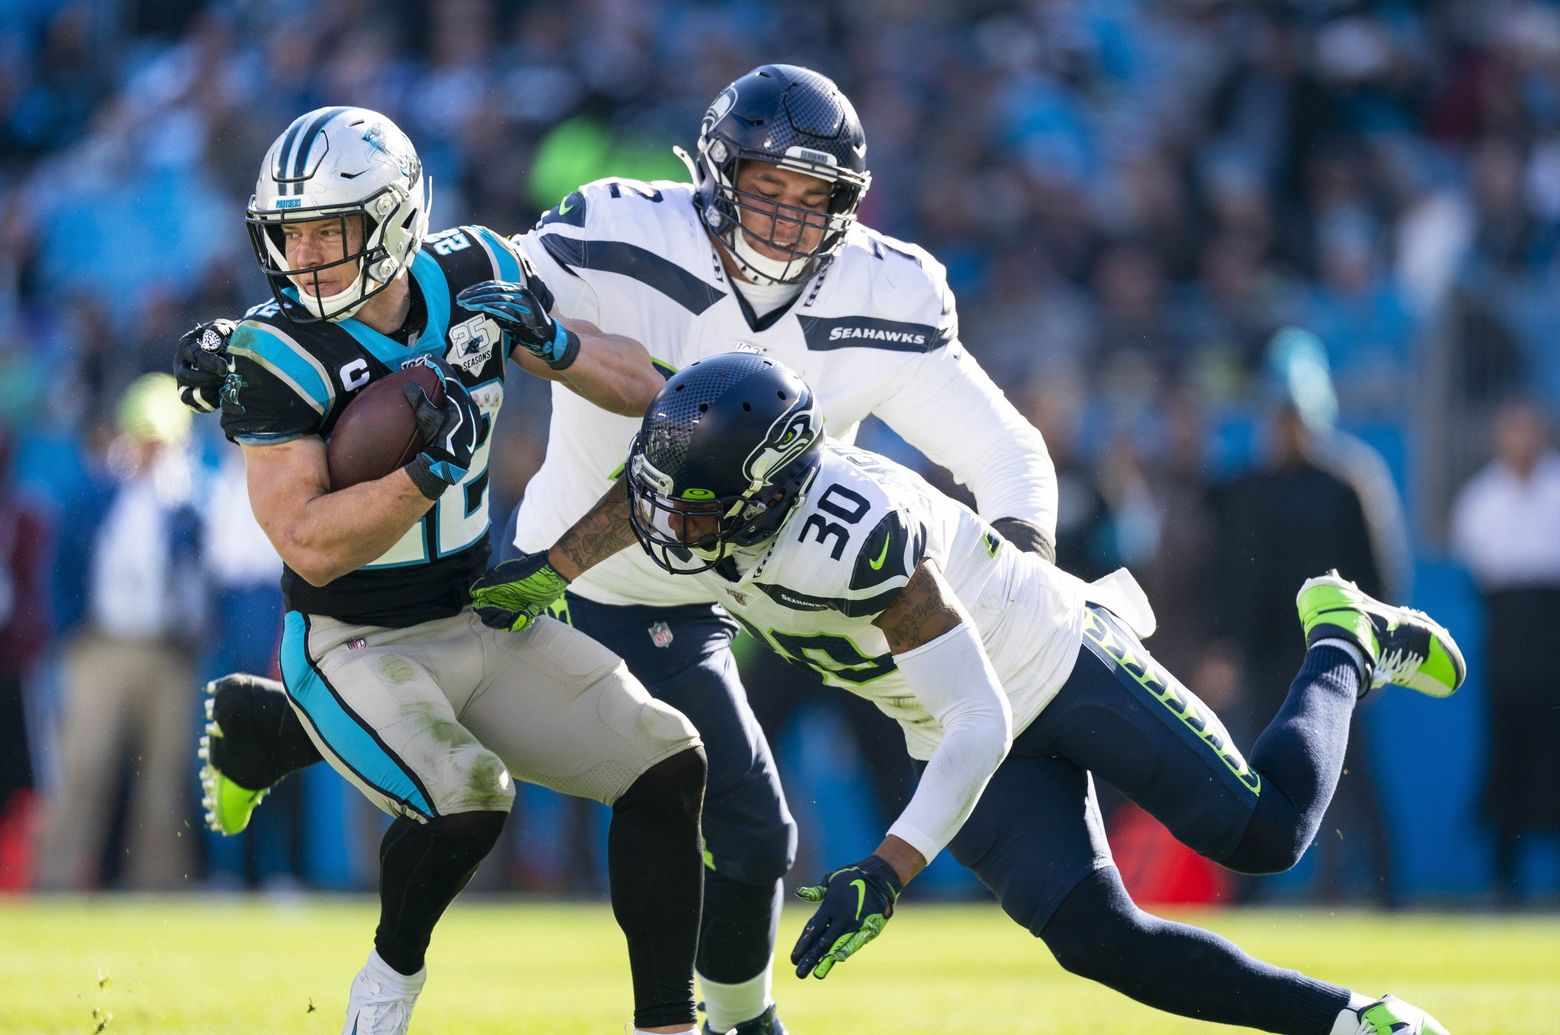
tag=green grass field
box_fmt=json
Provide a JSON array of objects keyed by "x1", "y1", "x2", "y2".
[{"x1": 2, "y1": 896, "x2": 1556, "y2": 1034}]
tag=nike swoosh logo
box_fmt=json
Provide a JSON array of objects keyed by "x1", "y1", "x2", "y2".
[
  {"x1": 850, "y1": 878, "x2": 867, "y2": 919},
  {"x1": 868, "y1": 536, "x2": 891, "y2": 571},
  {"x1": 558, "y1": 198, "x2": 575, "y2": 215}
]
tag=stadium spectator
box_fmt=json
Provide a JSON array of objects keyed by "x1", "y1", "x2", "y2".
[
  {"x1": 1209, "y1": 329, "x2": 1408, "y2": 907},
  {"x1": 32, "y1": 373, "x2": 204, "y2": 891},
  {"x1": 1450, "y1": 396, "x2": 1560, "y2": 906},
  {"x1": 1012, "y1": 372, "x2": 1119, "y2": 582},
  {"x1": 0, "y1": 427, "x2": 51, "y2": 890}
]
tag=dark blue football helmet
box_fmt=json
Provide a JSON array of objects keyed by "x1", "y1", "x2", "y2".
[
  {"x1": 627, "y1": 353, "x2": 824, "y2": 574},
  {"x1": 688, "y1": 64, "x2": 871, "y2": 284}
]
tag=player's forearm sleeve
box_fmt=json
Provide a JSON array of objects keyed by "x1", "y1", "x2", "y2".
[
  {"x1": 886, "y1": 622, "x2": 1013, "y2": 863},
  {"x1": 875, "y1": 345, "x2": 1057, "y2": 540}
]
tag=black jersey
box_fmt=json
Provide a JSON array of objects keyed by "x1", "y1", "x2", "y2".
[{"x1": 220, "y1": 225, "x2": 524, "y2": 626}]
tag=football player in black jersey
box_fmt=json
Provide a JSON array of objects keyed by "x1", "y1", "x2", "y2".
[{"x1": 182, "y1": 106, "x2": 710, "y2": 1035}]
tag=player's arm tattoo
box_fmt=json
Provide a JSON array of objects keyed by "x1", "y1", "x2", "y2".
[
  {"x1": 549, "y1": 478, "x2": 636, "y2": 580},
  {"x1": 873, "y1": 559, "x2": 968, "y2": 654}
]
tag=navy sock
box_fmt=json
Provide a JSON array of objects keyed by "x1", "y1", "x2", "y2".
[
  {"x1": 697, "y1": 870, "x2": 782, "y2": 983},
  {"x1": 1224, "y1": 645, "x2": 1358, "y2": 874}
]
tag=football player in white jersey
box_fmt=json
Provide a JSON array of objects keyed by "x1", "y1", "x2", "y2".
[
  {"x1": 478, "y1": 353, "x2": 1463, "y2": 1035},
  {"x1": 176, "y1": 65, "x2": 1058, "y2": 1035},
  {"x1": 478, "y1": 64, "x2": 1057, "y2": 1035}
]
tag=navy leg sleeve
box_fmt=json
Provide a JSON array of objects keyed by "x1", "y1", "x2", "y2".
[
  {"x1": 1223, "y1": 645, "x2": 1358, "y2": 874},
  {"x1": 1041, "y1": 868, "x2": 1350, "y2": 1034}
]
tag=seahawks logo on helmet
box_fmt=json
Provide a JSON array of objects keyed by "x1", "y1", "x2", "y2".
[
  {"x1": 742, "y1": 407, "x2": 819, "y2": 489},
  {"x1": 701, "y1": 87, "x2": 736, "y2": 142}
]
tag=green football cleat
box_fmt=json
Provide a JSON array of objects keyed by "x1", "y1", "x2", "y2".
[
  {"x1": 1296, "y1": 570, "x2": 1466, "y2": 699},
  {"x1": 197, "y1": 684, "x2": 268, "y2": 836},
  {"x1": 1353, "y1": 994, "x2": 1451, "y2": 1034}
]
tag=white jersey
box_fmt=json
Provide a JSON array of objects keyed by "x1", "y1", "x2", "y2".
[
  {"x1": 512, "y1": 178, "x2": 1056, "y2": 607},
  {"x1": 696, "y1": 444, "x2": 1088, "y2": 760}
]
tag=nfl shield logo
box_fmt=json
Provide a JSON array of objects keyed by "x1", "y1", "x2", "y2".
[{"x1": 648, "y1": 621, "x2": 674, "y2": 649}]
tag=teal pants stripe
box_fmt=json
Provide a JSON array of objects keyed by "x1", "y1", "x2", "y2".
[{"x1": 280, "y1": 611, "x2": 435, "y2": 819}]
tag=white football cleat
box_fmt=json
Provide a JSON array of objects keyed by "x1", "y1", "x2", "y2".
[{"x1": 341, "y1": 952, "x2": 424, "y2": 1035}]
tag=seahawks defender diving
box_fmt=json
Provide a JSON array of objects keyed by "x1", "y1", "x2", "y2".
[
  {"x1": 485, "y1": 353, "x2": 1463, "y2": 1035},
  {"x1": 177, "y1": 65, "x2": 1059, "y2": 1035},
  {"x1": 194, "y1": 106, "x2": 710, "y2": 1035}
]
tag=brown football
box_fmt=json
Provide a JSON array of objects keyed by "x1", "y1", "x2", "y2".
[{"x1": 326, "y1": 364, "x2": 444, "y2": 490}]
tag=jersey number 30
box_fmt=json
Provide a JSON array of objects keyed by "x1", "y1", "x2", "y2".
[{"x1": 799, "y1": 483, "x2": 871, "y2": 560}]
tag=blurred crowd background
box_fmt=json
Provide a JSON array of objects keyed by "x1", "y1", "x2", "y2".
[{"x1": 2, "y1": 0, "x2": 1559, "y2": 909}]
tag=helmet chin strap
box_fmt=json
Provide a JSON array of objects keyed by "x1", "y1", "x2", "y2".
[
  {"x1": 295, "y1": 248, "x2": 401, "y2": 322},
  {"x1": 299, "y1": 276, "x2": 374, "y2": 322},
  {"x1": 680, "y1": 143, "x2": 816, "y2": 286},
  {"x1": 731, "y1": 231, "x2": 805, "y2": 285}
]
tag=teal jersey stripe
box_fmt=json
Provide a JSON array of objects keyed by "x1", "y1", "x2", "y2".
[
  {"x1": 335, "y1": 250, "x2": 451, "y2": 368},
  {"x1": 470, "y1": 225, "x2": 521, "y2": 282},
  {"x1": 411, "y1": 249, "x2": 450, "y2": 343},
  {"x1": 280, "y1": 612, "x2": 435, "y2": 818},
  {"x1": 230, "y1": 323, "x2": 333, "y2": 416}
]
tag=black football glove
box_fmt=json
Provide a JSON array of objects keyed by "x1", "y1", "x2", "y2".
[
  {"x1": 470, "y1": 552, "x2": 571, "y2": 633},
  {"x1": 402, "y1": 362, "x2": 482, "y2": 500},
  {"x1": 791, "y1": 854, "x2": 903, "y2": 980},
  {"x1": 455, "y1": 260, "x2": 580, "y2": 370},
  {"x1": 990, "y1": 516, "x2": 1056, "y2": 563},
  {"x1": 173, "y1": 319, "x2": 236, "y2": 413}
]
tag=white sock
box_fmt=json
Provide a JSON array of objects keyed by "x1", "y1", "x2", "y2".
[
  {"x1": 365, "y1": 949, "x2": 425, "y2": 993},
  {"x1": 1328, "y1": 992, "x2": 1378, "y2": 1035},
  {"x1": 698, "y1": 966, "x2": 772, "y2": 1034},
  {"x1": 1312, "y1": 637, "x2": 1369, "y2": 681}
]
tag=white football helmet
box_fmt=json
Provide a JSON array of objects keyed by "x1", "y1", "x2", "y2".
[{"x1": 245, "y1": 106, "x2": 431, "y2": 323}]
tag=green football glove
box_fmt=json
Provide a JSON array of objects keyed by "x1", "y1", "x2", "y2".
[
  {"x1": 470, "y1": 552, "x2": 570, "y2": 632},
  {"x1": 791, "y1": 854, "x2": 902, "y2": 979}
]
